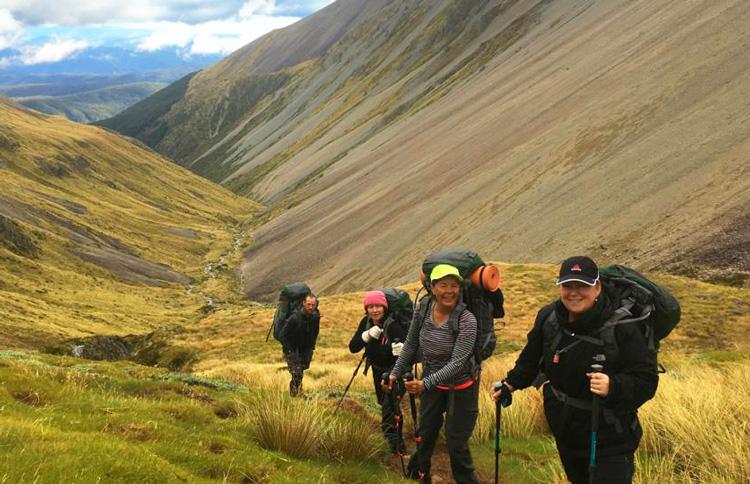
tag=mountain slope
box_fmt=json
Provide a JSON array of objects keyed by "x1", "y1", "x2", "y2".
[
  {"x1": 18, "y1": 82, "x2": 168, "y2": 123},
  {"x1": 0, "y1": 98, "x2": 260, "y2": 347},
  {"x1": 100, "y1": 0, "x2": 750, "y2": 299}
]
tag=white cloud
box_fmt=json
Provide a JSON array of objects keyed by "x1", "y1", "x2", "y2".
[
  {"x1": 21, "y1": 37, "x2": 90, "y2": 64},
  {"x1": 0, "y1": 9, "x2": 23, "y2": 50},
  {"x1": 0, "y1": 1, "x2": 326, "y2": 63},
  {"x1": 0, "y1": 9, "x2": 22, "y2": 33},
  {"x1": 3, "y1": 1, "x2": 246, "y2": 26},
  {"x1": 238, "y1": 0, "x2": 276, "y2": 18},
  {"x1": 135, "y1": 14, "x2": 299, "y2": 56}
]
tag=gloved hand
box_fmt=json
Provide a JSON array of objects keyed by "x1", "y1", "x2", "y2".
[
  {"x1": 492, "y1": 380, "x2": 513, "y2": 407},
  {"x1": 391, "y1": 342, "x2": 403, "y2": 356},
  {"x1": 361, "y1": 325, "x2": 383, "y2": 342}
]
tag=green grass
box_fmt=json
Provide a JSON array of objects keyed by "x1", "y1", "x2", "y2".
[
  {"x1": 0, "y1": 352, "x2": 401, "y2": 483},
  {"x1": 0, "y1": 100, "x2": 262, "y2": 348},
  {"x1": 473, "y1": 435, "x2": 564, "y2": 483}
]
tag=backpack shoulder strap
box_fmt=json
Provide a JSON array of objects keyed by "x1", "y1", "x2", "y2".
[
  {"x1": 446, "y1": 302, "x2": 468, "y2": 336},
  {"x1": 599, "y1": 298, "x2": 655, "y2": 363},
  {"x1": 381, "y1": 315, "x2": 396, "y2": 343}
]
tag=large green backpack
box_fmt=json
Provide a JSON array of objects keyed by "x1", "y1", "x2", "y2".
[
  {"x1": 541, "y1": 265, "x2": 680, "y2": 371},
  {"x1": 378, "y1": 287, "x2": 414, "y2": 330},
  {"x1": 417, "y1": 249, "x2": 505, "y2": 367},
  {"x1": 599, "y1": 265, "x2": 681, "y2": 351},
  {"x1": 272, "y1": 282, "x2": 313, "y2": 342}
]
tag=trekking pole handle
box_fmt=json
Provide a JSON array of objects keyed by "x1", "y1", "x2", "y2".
[
  {"x1": 403, "y1": 372, "x2": 414, "y2": 382},
  {"x1": 590, "y1": 364, "x2": 604, "y2": 373}
]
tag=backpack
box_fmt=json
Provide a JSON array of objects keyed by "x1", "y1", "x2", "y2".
[
  {"x1": 378, "y1": 287, "x2": 414, "y2": 331},
  {"x1": 272, "y1": 282, "x2": 313, "y2": 342},
  {"x1": 414, "y1": 249, "x2": 505, "y2": 374},
  {"x1": 541, "y1": 265, "x2": 680, "y2": 372}
]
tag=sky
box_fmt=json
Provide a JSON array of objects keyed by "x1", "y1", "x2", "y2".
[{"x1": 0, "y1": 1, "x2": 335, "y2": 67}]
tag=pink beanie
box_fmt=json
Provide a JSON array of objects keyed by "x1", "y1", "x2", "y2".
[{"x1": 363, "y1": 290, "x2": 388, "y2": 311}]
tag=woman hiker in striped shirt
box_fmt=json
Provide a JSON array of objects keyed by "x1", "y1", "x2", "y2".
[{"x1": 384, "y1": 264, "x2": 479, "y2": 484}]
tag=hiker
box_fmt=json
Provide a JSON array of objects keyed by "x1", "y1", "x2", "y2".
[
  {"x1": 492, "y1": 256, "x2": 658, "y2": 484},
  {"x1": 385, "y1": 264, "x2": 480, "y2": 484},
  {"x1": 348, "y1": 290, "x2": 408, "y2": 454},
  {"x1": 280, "y1": 293, "x2": 320, "y2": 397}
]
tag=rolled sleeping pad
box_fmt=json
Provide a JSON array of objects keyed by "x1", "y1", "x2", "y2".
[
  {"x1": 470, "y1": 264, "x2": 500, "y2": 291},
  {"x1": 421, "y1": 264, "x2": 500, "y2": 291}
]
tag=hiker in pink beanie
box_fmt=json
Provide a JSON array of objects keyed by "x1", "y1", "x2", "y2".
[{"x1": 349, "y1": 290, "x2": 409, "y2": 454}]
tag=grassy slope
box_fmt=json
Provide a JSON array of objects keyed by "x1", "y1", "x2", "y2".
[
  {"x1": 0, "y1": 99, "x2": 261, "y2": 348},
  {"x1": 18, "y1": 82, "x2": 168, "y2": 123},
  {"x1": 95, "y1": 72, "x2": 198, "y2": 147},
  {"x1": 2, "y1": 263, "x2": 748, "y2": 482}
]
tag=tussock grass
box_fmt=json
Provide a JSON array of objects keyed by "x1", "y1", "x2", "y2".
[
  {"x1": 246, "y1": 391, "x2": 381, "y2": 462},
  {"x1": 636, "y1": 356, "x2": 750, "y2": 483},
  {"x1": 248, "y1": 392, "x2": 327, "y2": 458}
]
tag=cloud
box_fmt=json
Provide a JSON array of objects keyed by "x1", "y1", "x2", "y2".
[
  {"x1": 135, "y1": 13, "x2": 299, "y2": 56},
  {"x1": 238, "y1": 0, "x2": 276, "y2": 18},
  {"x1": 20, "y1": 37, "x2": 90, "y2": 64},
  {"x1": 3, "y1": 1, "x2": 248, "y2": 26},
  {"x1": 0, "y1": 9, "x2": 22, "y2": 33},
  {"x1": 0, "y1": 9, "x2": 23, "y2": 51},
  {"x1": 0, "y1": 1, "x2": 332, "y2": 63}
]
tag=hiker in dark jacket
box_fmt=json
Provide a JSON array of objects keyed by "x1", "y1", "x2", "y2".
[
  {"x1": 348, "y1": 290, "x2": 408, "y2": 454},
  {"x1": 385, "y1": 264, "x2": 479, "y2": 484},
  {"x1": 280, "y1": 294, "x2": 320, "y2": 397},
  {"x1": 493, "y1": 256, "x2": 658, "y2": 484}
]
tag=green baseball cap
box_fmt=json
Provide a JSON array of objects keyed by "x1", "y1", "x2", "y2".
[{"x1": 430, "y1": 264, "x2": 463, "y2": 283}]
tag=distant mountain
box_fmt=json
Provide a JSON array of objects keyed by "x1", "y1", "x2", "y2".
[
  {"x1": 0, "y1": 46, "x2": 221, "y2": 122},
  {"x1": 100, "y1": 0, "x2": 750, "y2": 299},
  {"x1": 0, "y1": 98, "x2": 259, "y2": 347},
  {"x1": 17, "y1": 82, "x2": 168, "y2": 123}
]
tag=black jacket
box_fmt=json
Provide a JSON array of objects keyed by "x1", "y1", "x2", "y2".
[
  {"x1": 348, "y1": 314, "x2": 408, "y2": 370},
  {"x1": 506, "y1": 293, "x2": 658, "y2": 457},
  {"x1": 281, "y1": 308, "x2": 320, "y2": 353}
]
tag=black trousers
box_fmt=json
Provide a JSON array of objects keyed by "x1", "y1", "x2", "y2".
[
  {"x1": 283, "y1": 348, "x2": 312, "y2": 396},
  {"x1": 406, "y1": 383, "x2": 479, "y2": 484},
  {"x1": 559, "y1": 451, "x2": 634, "y2": 484},
  {"x1": 372, "y1": 366, "x2": 405, "y2": 449}
]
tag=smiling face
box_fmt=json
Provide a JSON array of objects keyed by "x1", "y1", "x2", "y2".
[
  {"x1": 432, "y1": 276, "x2": 461, "y2": 309},
  {"x1": 366, "y1": 304, "x2": 386, "y2": 323},
  {"x1": 560, "y1": 281, "x2": 602, "y2": 320}
]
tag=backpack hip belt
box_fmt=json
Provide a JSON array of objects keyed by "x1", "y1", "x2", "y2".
[{"x1": 549, "y1": 384, "x2": 624, "y2": 433}]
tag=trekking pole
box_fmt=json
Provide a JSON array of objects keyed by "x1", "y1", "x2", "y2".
[
  {"x1": 264, "y1": 321, "x2": 274, "y2": 342},
  {"x1": 383, "y1": 372, "x2": 407, "y2": 477},
  {"x1": 404, "y1": 372, "x2": 423, "y2": 481},
  {"x1": 493, "y1": 382, "x2": 503, "y2": 484},
  {"x1": 589, "y1": 363, "x2": 604, "y2": 484},
  {"x1": 333, "y1": 353, "x2": 366, "y2": 415}
]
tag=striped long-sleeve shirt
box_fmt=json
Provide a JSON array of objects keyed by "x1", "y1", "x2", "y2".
[{"x1": 391, "y1": 299, "x2": 477, "y2": 390}]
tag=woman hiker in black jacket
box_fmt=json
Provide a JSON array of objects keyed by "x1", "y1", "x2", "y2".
[
  {"x1": 493, "y1": 256, "x2": 658, "y2": 484},
  {"x1": 348, "y1": 290, "x2": 408, "y2": 454}
]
